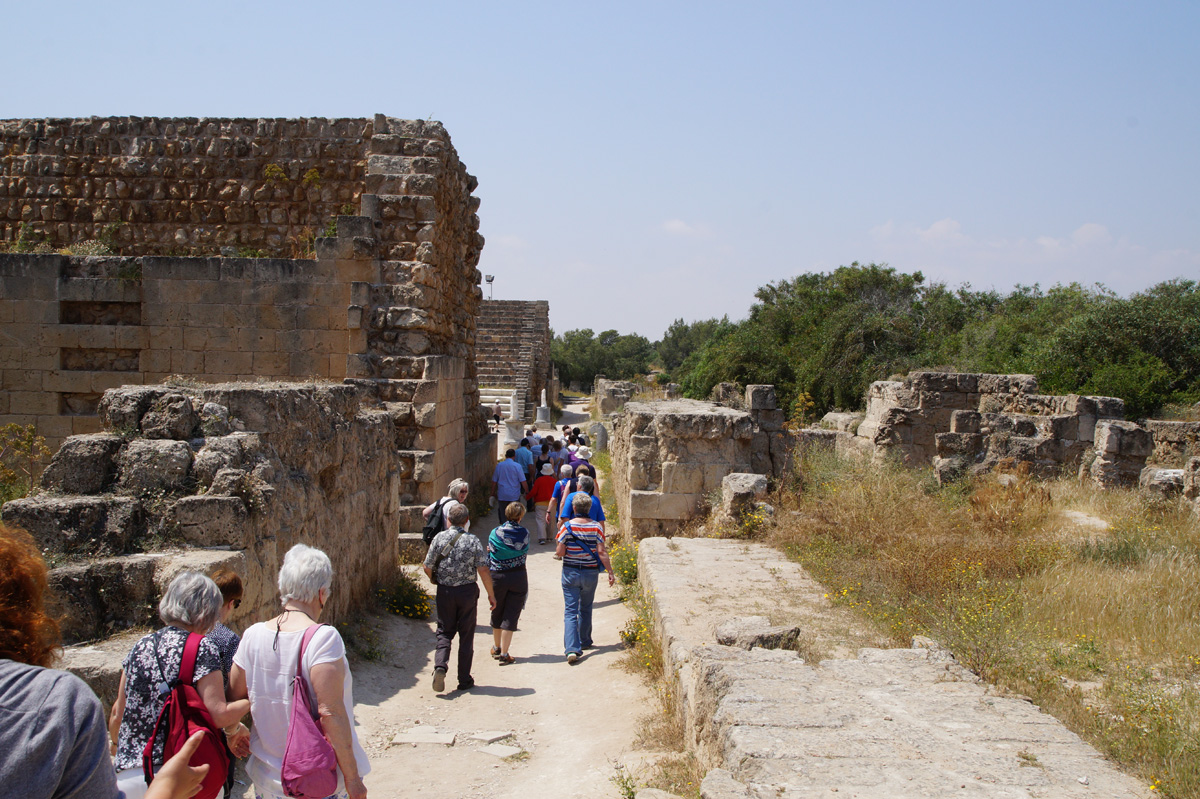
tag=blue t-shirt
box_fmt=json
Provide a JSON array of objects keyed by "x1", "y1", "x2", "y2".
[
  {"x1": 559, "y1": 490, "x2": 606, "y2": 522},
  {"x1": 492, "y1": 458, "x2": 527, "y2": 501},
  {"x1": 514, "y1": 447, "x2": 535, "y2": 473}
]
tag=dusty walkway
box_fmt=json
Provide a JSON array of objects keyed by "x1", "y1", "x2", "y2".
[{"x1": 235, "y1": 396, "x2": 645, "y2": 799}]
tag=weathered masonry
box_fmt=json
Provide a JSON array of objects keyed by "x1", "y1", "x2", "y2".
[
  {"x1": 475, "y1": 299, "x2": 552, "y2": 421},
  {"x1": 0, "y1": 115, "x2": 493, "y2": 496}
]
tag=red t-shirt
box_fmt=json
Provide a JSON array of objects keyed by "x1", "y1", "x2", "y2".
[{"x1": 527, "y1": 474, "x2": 557, "y2": 503}]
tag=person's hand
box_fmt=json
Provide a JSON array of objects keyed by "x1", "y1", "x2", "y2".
[
  {"x1": 227, "y1": 723, "x2": 251, "y2": 758},
  {"x1": 145, "y1": 730, "x2": 210, "y2": 799},
  {"x1": 345, "y1": 775, "x2": 368, "y2": 799},
  {"x1": 608, "y1": 572, "x2": 616, "y2": 587},
  {"x1": 488, "y1": 593, "x2": 497, "y2": 610}
]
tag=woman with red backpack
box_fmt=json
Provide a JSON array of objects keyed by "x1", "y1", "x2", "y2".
[{"x1": 109, "y1": 572, "x2": 250, "y2": 799}]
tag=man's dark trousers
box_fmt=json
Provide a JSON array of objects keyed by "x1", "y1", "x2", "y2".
[{"x1": 434, "y1": 582, "x2": 479, "y2": 685}]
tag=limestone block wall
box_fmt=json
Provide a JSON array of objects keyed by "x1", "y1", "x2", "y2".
[
  {"x1": 0, "y1": 252, "x2": 354, "y2": 449},
  {"x1": 475, "y1": 299, "x2": 551, "y2": 421},
  {"x1": 1, "y1": 383, "x2": 399, "y2": 644},
  {"x1": 1, "y1": 115, "x2": 491, "y2": 514},
  {"x1": 856, "y1": 372, "x2": 1125, "y2": 470},
  {"x1": 610, "y1": 386, "x2": 792, "y2": 539},
  {"x1": 0, "y1": 116, "x2": 371, "y2": 254},
  {"x1": 1143, "y1": 420, "x2": 1200, "y2": 466},
  {"x1": 594, "y1": 377, "x2": 639, "y2": 416}
]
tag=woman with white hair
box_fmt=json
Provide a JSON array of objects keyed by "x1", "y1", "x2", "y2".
[
  {"x1": 229, "y1": 544, "x2": 369, "y2": 799},
  {"x1": 422, "y1": 478, "x2": 469, "y2": 535},
  {"x1": 109, "y1": 571, "x2": 250, "y2": 799}
]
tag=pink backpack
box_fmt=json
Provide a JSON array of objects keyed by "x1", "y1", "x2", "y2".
[{"x1": 281, "y1": 624, "x2": 339, "y2": 798}]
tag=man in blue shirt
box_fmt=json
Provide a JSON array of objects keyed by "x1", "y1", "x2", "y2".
[
  {"x1": 491, "y1": 449, "x2": 529, "y2": 524},
  {"x1": 514, "y1": 439, "x2": 536, "y2": 483},
  {"x1": 558, "y1": 474, "x2": 605, "y2": 534}
]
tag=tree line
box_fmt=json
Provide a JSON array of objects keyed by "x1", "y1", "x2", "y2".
[{"x1": 550, "y1": 263, "x2": 1200, "y2": 419}]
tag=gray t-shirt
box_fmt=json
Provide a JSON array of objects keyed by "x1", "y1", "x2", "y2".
[
  {"x1": 424, "y1": 526, "x2": 487, "y2": 586},
  {"x1": 0, "y1": 658, "x2": 120, "y2": 799}
]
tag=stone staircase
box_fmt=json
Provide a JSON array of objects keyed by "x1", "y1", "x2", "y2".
[{"x1": 476, "y1": 299, "x2": 550, "y2": 421}]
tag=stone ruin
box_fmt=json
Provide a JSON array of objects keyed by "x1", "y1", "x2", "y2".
[
  {"x1": 610, "y1": 373, "x2": 1200, "y2": 539},
  {"x1": 0, "y1": 114, "x2": 491, "y2": 456},
  {"x1": 475, "y1": 299, "x2": 553, "y2": 422},
  {"x1": 0, "y1": 114, "x2": 508, "y2": 700},
  {"x1": 593, "y1": 376, "x2": 640, "y2": 416},
  {"x1": 609, "y1": 385, "x2": 792, "y2": 538},
  {"x1": 817, "y1": 371, "x2": 1199, "y2": 494}
]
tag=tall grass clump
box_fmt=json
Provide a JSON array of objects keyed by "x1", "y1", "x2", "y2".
[{"x1": 768, "y1": 448, "x2": 1200, "y2": 797}]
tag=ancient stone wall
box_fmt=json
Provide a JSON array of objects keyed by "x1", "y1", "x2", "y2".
[
  {"x1": 609, "y1": 386, "x2": 791, "y2": 538},
  {"x1": 0, "y1": 115, "x2": 491, "y2": 513},
  {"x1": 593, "y1": 377, "x2": 639, "y2": 416},
  {"x1": 2, "y1": 383, "x2": 399, "y2": 644},
  {"x1": 475, "y1": 299, "x2": 551, "y2": 421},
  {"x1": 0, "y1": 115, "x2": 465, "y2": 257},
  {"x1": 1143, "y1": 420, "x2": 1200, "y2": 466}
]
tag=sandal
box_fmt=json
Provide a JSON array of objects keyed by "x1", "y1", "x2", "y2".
[
  {"x1": 497, "y1": 654, "x2": 515, "y2": 665},
  {"x1": 490, "y1": 646, "x2": 501, "y2": 659}
]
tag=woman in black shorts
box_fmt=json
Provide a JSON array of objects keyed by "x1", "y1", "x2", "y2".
[{"x1": 487, "y1": 502, "x2": 530, "y2": 664}]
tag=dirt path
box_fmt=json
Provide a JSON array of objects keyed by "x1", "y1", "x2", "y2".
[{"x1": 236, "y1": 399, "x2": 647, "y2": 799}]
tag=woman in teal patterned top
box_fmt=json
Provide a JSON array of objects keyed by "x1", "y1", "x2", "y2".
[{"x1": 487, "y1": 503, "x2": 531, "y2": 664}]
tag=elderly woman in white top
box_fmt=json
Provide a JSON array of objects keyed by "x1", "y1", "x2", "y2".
[
  {"x1": 422, "y1": 478, "x2": 469, "y2": 534},
  {"x1": 230, "y1": 544, "x2": 369, "y2": 799},
  {"x1": 109, "y1": 571, "x2": 250, "y2": 799}
]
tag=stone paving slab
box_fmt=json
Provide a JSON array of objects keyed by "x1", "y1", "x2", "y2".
[{"x1": 638, "y1": 538, "x2": 1149, "y2": 799}]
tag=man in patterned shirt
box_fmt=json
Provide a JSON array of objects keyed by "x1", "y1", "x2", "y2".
[{"x1": 423, "y1": 503, "x2": 496, "y2": 693}]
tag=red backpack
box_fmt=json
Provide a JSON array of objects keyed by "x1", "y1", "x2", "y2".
[{"x1": 142, "y1": 632, "x2": 231, "y2": 799}]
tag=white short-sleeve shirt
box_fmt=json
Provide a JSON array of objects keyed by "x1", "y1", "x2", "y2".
[{"x1": 232, "y1": 622, "x2": 370, "y2": 795}]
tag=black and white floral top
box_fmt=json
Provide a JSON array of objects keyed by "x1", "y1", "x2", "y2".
[
  {"x1": 423, "y1": 526, "x2": 487, "y2": 586},
  {"x1": 206, "y1": 621, "x2": 240, "y2": 688},
  {"x1": 114, "y1": 626, "x2": 221, "y2": 771}
]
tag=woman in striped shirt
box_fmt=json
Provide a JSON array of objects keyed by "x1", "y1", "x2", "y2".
[{"x1": 555, "y1": 492, "x2": 615, "y2": 663}]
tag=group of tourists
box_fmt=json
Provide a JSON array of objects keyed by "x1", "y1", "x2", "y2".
[
  {"x1": 0, "y1": 522, "x2": 368, "y2": 799},
  {"x1": 418, "y1": 425, "x2": 612, "y2": 692},
  {"x1": 0, "y1": 423, "x2": 612, "y2": 799}
]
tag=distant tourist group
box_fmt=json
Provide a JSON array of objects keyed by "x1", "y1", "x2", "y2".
[
  {"x1": 0, "y1": 424, "x2": 612, "y2": 799},
  {"x1": 419, "y1": 423, "x2": 613, "y2": 692}
]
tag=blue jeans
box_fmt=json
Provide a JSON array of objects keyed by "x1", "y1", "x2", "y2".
[{"x1": 561, "y1": 566, "x2": 599, "y2": 655}]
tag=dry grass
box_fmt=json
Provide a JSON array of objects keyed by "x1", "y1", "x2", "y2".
[
  {"x1": 617, "y1": 583, "x2": 703, "y2": 799},
  {"x1": 761, "y1": 449, "x2": 1200, "y2": 798}
]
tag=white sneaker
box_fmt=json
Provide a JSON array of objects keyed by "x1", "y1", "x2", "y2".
[{"x1": 566, "y1": 652, "x2": 579, "y2": 664}]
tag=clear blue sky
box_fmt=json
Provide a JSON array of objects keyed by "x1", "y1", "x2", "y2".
[{"x1": 5, "y1": 1, "x2": 1197, "y2": 339}]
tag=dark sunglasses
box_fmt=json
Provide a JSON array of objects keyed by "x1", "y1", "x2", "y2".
[{"x1": 233, "y1": 599, "x2": 242, "y2": 609}]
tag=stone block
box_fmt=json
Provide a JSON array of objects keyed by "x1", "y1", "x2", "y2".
[
  {"x1": 48, "y1": 553, "x2": 164, "y2": 643},
  {"x1": 168, "y1": 495, "x2": 248, "y2": 548},
  {"x1": 98, "y1": 386, "x2": 173, "y2": 432},
  {"x1": 657, "y1": 493, "x2": 703, "y2": 520},
  {"x1": 117, "y1": 438, "x2": 192, "y2": 492},
  {"x1": 1139, "y1": 467, "x2": 1184, "y2": 498},
  {"x1": 1, "y1": 495, "x2": 142, "y2": 556},
  {"x1": 934, "y1": 432, "x2": 983, "y2": 457},
  {"x1": 721, "y1": 473, "x2": 768, "y2": 518},
  {"x1": 661, "y1": 462, "x2": 704, "y2": 494},
  {"x1": 949, "y1": 410, "x2": 981, "y2": 434},
  {"x1": 139, "y1": 392, "x2": 199, "y2": 440},
  {"x1": 756, "y1": 408, "x2": 785, "y2": 432},
  {"x1": 628, "y1": 490, "x2": 661, "y2": 518},
  {"x1": 40, "y1": 432, "x2": 124, "y2": 494},
  {"x1": 750, "y1": 432, "x2": 771, "y2": 475},
  {"x1": 745, "y1": 384, "x2": 777, "y2": 410}
]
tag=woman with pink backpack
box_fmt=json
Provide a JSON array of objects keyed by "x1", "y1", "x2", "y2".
[{"x1": 229, "y1": 545, "x2": 370, "y2": 799}]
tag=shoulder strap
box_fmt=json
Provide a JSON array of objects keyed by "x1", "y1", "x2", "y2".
[
  {"x1": 296, "y1": 623, "x2": 325, "y2": 678},
  {"x1": 179, "y1": 632, "x2": 202, "y2": 685},
  {"x1": 432, "y1": 528, "x2": 467, "y2": 576},
  {"x1": 564, "y1": 522, "x2": 603, "y2": 568}
]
